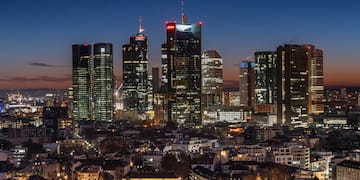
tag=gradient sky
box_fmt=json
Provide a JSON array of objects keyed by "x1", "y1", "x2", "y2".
[{"x1": 0, "y1": 0, "x2": 359, "y2": 89}]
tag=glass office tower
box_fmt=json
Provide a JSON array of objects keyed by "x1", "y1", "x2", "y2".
[
  {"x1": 72, "y1": 44, "x2": 91, "y2": 121},
  {"x1": 276, "y1": 44, "x2": 323, "y2": 128},
  {"x1": 254, "y1": 51, "x2": 277, "y2": 113},
  {"x1": 93, "y1": 43, "x2": 113, "y2": 121},
  {"x1": 201, "y1": 50, "x2": 223, "y2": 107},
  {"x1": 122, "y1": 32, "x2": 148, "y2": 112},
  {"x1": 165, "y1": 21, "x2": 202, "y2": 127},
  {"x1": 239, "y1": 61, "x2": 255, "y2": 108}
]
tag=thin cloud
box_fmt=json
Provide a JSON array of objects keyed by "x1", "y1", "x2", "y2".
[
  {"x1": 0, "y1": 76, "x2": 71, "y2": 83},
  {"x1": 28, "y1": 62, "x2": 56, "y2": 67}
]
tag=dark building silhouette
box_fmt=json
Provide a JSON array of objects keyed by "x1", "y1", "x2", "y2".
[
  {"x1": 152, "y1": 67, "x2": 160, "y2": 93},
  {"x1": 43, "y1": 106, "x2": 69, "y2": 140},
  {"x1": 276, "y1": 44, "x2": 324, "y2": 127},
  {"x1": 239, "y1": 61, "x2": 255, "y2": 108}
]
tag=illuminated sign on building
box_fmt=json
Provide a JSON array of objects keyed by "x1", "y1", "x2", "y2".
[
  {"x1": 176, "y1": 24, "x2": 192, "y2": 32},
  {"x1": 166, "y1": 25, "x2": 175, "y2": 30},
  {"x1": 135, "y1": 35, "x2": 145, "y2": 41}
]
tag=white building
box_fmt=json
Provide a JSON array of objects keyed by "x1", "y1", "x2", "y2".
[
  {"x1": 165, "y1": 138, "x2": 219, "y2": 153},
  {"x1": 203, "y1": 106, "x2": 252, "y2": 124},
  {"x1": 310, "y1": 152, "x2": 333, "y2": 180},
  {"x1": 236, "y1": 144, "x2": 268, "y2": 162},
  {"x1": 10, "y1": 145, "x2": 27, "y2": 167},
  {"x1": 271, "y1": 143, "x2": 310, "y2": 169}
]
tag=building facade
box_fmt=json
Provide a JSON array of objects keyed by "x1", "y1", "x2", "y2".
[
  {"x1": 72, "y1": 44, "x2": 92, "y2": 121},
  {"x1": 239, "y1": 61, "x2": 255, "y2": 108},
  {"x1": 276, "y1": 44, "x2": 324, "y2": 127},
  {"x1": 161, "y1": 43, "x2": 168, "y2": 91},
  {"x1": 254, "y1": 51, "x2": 277, "y2": 114},
  {"x1": 201, "y1": 50, "x2": 223, "y2": 107},
  {"x1": 122, "y1": 32, "x2": 149, "y2": 113},
  {"x1": 152, "y1": 67, "x2": 160, "y2": 93},
  {"x1": 336, "y1": 160, "x2": 360, "y2": 180},
  {"x1": 165, "y1": 21, "x2": 202, "y2": 127},
  {"x1": 93, "y1": 43, "x2": 113, "y2": 121},
  {"x1": 308, "y1": 45, "x2": 324, "y2": 115}
]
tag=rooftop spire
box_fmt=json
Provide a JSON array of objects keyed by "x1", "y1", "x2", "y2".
[
  {"x1": 181, "y1": 0, "x2": 187, "y2": 24},
  {"x1": 139, "y1": 16, "x2": 144, "y2": 33}
]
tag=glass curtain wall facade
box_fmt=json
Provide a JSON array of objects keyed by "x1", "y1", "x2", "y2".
[
  {"x1": 93, "y1": 43, "x2": 113, "y2": 121},
  {"x1": 306, "y1": 45, "x2": 324, "y2": 115},
  {"x1": 165, "y1": 22, "x2": 202, "y2": 127},
  {"x1": 254, "y1": 51, "x2": 277, "y2": 113},
  {"x1": 239, "y1": 61, "x2": 255, "y2": 108},
  {"x1": 122, "y1": 33, "x2": 148, "y2": 112},
  {"x1": 72, "y1": 44, "x2": 91, "y2": 121},
  {"x1": 276, "y1": 44, "x2": 325, "y2": 128},
  {"x1": 201, "y1": 50, "x2": 223, "y2": 107}
]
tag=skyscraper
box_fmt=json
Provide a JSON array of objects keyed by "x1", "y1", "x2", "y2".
[
  {"x1": 152, "y1": 67, "x2": 160, "y2": 93},
  {"x1": 161, "y1": 43, "x2": 168, "y2": 91},
  {"x1": 254, "y1": 51, "x2": 277, "y2": 113},
  {"x1": 93, "y1": 43, "x2": 113, "y2": 121},
  {"x1": 276, "y1": 44, "x2": 324, "y2": 127},
  {"x1": 239, "y1": 61, "x2": 255, "y2": 108},
  {"x1": 307, "y1": 45, "x2": 324, "y2": 115},
  {"x1": 201, "y1": 50, "x2": 223, "y2": 107},
  {"x1": 165, "y1": 15, "x2": 202, "y2": 126},
  {"x1": 122, "y1": 29, "x2": 148, "y2": 113},
  {"x1": 72, "y1": 44, "x2": 91, "y2": 121},
  {"x1": 147, "y1": 75, "x2": 153, "y2": 112}
]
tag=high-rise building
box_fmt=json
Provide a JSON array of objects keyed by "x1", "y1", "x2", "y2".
[
  {"x1": 307, "y1": 45, "x2": 324, "y2": 115},
  {"x1": 152, "y1": 67, "x2": 160, "y2": 93},
  {"x1": 276, "y1": 44, "x2": 323, "y2": 127},
  {"x1": 72, "y1": 44, "x2": 91, "y2": 121},
  {"x1": 239, "y1": 61, "x2": 255, "y2": 108},
  {"x1": 68, "y1": 87, "x2": 73, "y2": 118},
  {"x1": 122, "y1": 29, "x2": 148, "y2": 112},
  {"x1": 93, "y1": 43, "x2": 113, "y2": 121},
  {"x1": 201, "y1": 50, "x2": 223, "y2": 107},
  {"x1": 147, "y1": 75, "x2": 153, "y2": 112},
  {"x1": 165, "y1": 16, "x2": 202, "y2": 126},
  {"x1": 254, "y1": 51, "x2": 277, "y2": 113},
  {"x1": 161, "y1": 43, "x2": 168, "y2": 91}
]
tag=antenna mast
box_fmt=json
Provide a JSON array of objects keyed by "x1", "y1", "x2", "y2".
[
  {"x1": 181, "y1": 0, "x2": 187, "y2": 24},
  {"x1": 139, "y1": 16, "x2": 144, "y2": 33}
]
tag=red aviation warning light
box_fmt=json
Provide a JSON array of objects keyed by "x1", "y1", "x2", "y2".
[
  {"x1": 166, "y1": 25, "x2": 175, "y2": 30},
  {"x1": 135, "y1": 35, "x2": 145, "y2": 41}
]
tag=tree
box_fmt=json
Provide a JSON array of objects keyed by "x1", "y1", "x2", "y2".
[
  {"x1": 0, "y1": 139, "x2": 12, "y2": 150},
  {"x1": 162, "y1": 152, "x2": 191, "y2": 178}
]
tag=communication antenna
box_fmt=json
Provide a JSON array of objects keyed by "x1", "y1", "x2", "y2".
[
  {"x1": 181, "y1": 0, "x2": 187, "y2": 24},
  {"x1": 139, "y1": 16, "x2": 144, "y2": 33}
]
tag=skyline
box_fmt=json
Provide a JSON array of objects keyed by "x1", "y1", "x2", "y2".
[{"x1": 0, "y1": 0, "x2": 360, "y2": 89}]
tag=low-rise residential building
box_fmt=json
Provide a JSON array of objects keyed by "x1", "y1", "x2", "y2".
[
  {"x1": 271, "y1": 143, "x2": 310, "y2": 169},
  {"x1": 336, "y1": 160, "x2": 360, "y2": 180},
  {"x1": 76, "y1": 165, "x2": 102, "y2": 180},
  {"x1": 165, "y1": 137, "x2": 219, "y2": 153},
  {"x1": 236, "y1": 144, "x2": 268, "y2": 162}
]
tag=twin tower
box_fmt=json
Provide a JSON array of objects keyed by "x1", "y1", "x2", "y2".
[{"x1": 72, "y1": 43, "x2": 113, "y2": 122}]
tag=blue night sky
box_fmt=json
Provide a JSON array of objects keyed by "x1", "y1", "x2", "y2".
[{"x1": 0, "y1": 0, "x2": 359, "y2": 89}]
